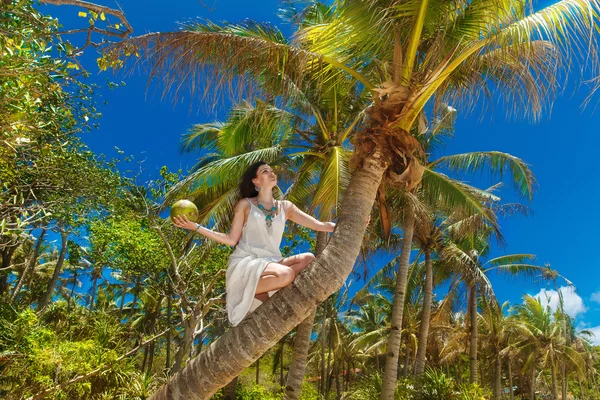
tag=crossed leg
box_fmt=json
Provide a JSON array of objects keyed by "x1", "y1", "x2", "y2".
[{"x1": 254, "y1": 252, "x2": 316, "y2": 302}]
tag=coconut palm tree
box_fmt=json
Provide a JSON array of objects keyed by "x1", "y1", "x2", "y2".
[
  {"x1": 444, "y1": 224, "x2": 552, "y2": 386},
  {"x1": 112, "y1": 0, "x2": 600, "y2": 396},
  {"x1": 163, "y1": 11, "x2": 371, "y2": 396},
  {"x1": 510, "y1": 294, "x2": 586, "y2": 400},
  {"x1": 346, "y1": 293, "x2": 392, "y2": 371}
]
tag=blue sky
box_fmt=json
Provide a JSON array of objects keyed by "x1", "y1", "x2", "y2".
[{"x1": 43, "y1": 1, "x2": 600, "y2": 338}]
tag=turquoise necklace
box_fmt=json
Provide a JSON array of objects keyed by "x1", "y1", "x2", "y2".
[{"x1": 257, "y1": 201, "x2": 277, "y2": 228}]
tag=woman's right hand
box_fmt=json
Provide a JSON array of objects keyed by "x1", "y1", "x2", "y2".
[{"x1": 172, "y1": 215, "x2": 198, "y2": 231}]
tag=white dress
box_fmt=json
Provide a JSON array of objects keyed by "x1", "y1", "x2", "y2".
[{"x1": 226, "y1": 198, "x2": 286, "y2": 326}]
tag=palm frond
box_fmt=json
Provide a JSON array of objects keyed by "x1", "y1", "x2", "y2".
[
  {"x1": 110, "y1": 21, "x2": 321, "y2": 106},
  {"x1": 430, "y1": 151, "x2": 536, "y2": 200}
]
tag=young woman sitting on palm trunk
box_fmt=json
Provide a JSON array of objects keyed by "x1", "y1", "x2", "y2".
[{"x1": 172, "y1": 161, "x2": 336, "y2": 326}]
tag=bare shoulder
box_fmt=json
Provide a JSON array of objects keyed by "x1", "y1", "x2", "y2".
[
  {"x1": 234, "y1": 198, "x2": 251, "y2": 213},
  {"x1": 281, "y1": 200, "x2": 297, "y2": 214}
]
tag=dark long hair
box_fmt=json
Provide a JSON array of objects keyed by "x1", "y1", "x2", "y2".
[{"x1": 239, "y1": 161, "x2": 267, "y2": 198}]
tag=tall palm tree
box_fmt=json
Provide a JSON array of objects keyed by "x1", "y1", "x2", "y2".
[
  {"x1": 479, "y1": 298, "x2": 513, "y2": 400},
  {"x1": 162, "y1": 12, "x2": 370, "y2": 397},
  {"x1": 37, "y1": 229, "x2": 69, "y2": 311},
  {"x1": 510, "y1": 294, "x2": 587, "y2": 400},
  {"x1": 444, "y1": 224, "x2": 551, "y2": 386},
  {"x1": 113, "y1": 1, "x2": 600, "y2": 396},
  {"x1": 346, "y1": 293, "x2": 392, "y2": 371}
]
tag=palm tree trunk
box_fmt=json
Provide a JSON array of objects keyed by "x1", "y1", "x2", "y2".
[
  {"x1": 285, "y1": 232, "x2": 328, "y2": 400},
  {"x1": 530, "y1": 365, "x2": 536, "y2": 400},
  {"x1": 508, "y1": 356, "x2": 514, "y2": 400},
  {"x1": 166, "y1": 294, "x2": 172, "y2": 372},
  {"x1": 414, "y1": 248, "x2": 433, "y2": 386},
  {"x1": 280, "y1": 341, "x2": 285, "y2": 387},
  {"x1": 494, "y1": 353, "x2": 502, "y2": 400},
  {"x1": 325, "y1": 319, "x2": 334, "y2": 399},
  {"x1": 119, "y1": 280, "x2": 127, "y2": 314},
  {"x1": 89, "y1": 271, "x2": 99, "y2": 310},
  {"x1": 551, "y1": 360, "x2": 559, "y2": 400},
  {"x1": 402, "y1": 340, "x2": 410, "y2": 377},
  {"x1": 255, "y1": 357, "x2": 260, "y2": 385},
  {"x1": 380, "y1": 209, "x2": 415, "y2": 400},
  {"x1": 320, "y1": 314, "x2": 327, "y2": 395},
  {"x1": 561, "y1": 364, "x2": 567, "y2": 400},
  {"x1": 11, "y1": 228, "x2": 46, "y2": 302},
  {"x1": 334, "y1": 359, "x2": 341, "y2": 399},
  {"x1": 142, "y1": 345, "x2": 149, "y2": 373},
  {"x1": 468, "y1": 283, "x2": 478, "y2": 384},
  {"x1": 38, "y1": 231, "x2": 68, "y2": 311},
  {"x1": 67, "y1": 270, "x2": 77, "y2": 312},
  {"x1": 148, "y1": 149, "x2": 386, "y2": 400},
  {"x1": 345, "y1": 360, "x2": 350, "y2": 392},
  {"x1": 0, "y1": 244, "x2": 17, "y2": 297},
  {"x1": 147, "y1": 341, "x2": 156, "y2": 375}
]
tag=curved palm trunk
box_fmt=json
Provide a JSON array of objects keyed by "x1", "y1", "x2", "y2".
[
  {"x1": 468, "y1": 283, "x2": 478, "y2": 384},
  {"x1": 284, "y1": 232, "x2": 329, "y2": 400},
  {"x1": 11, "y1": 228, "x2": 46, "y2": 302},
  {"x1": 380, "y1": 209, "x2": 415, "y2": 400},
  {"x1": 414, "y1": 249, "x2": 433, "y2": 386},
  {"x1": 38, "y1": 231, "x2": 68, "y2": 311},
  {"x1": 148, "y1": 150, "x2": 386, "y2": 400}
]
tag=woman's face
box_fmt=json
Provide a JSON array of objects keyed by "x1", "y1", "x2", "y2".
[{"x1": 253, "y1": 164, "x2": 277, "y2": 189}]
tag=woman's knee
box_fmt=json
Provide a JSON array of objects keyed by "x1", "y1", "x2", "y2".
[
  {"x1": 300, "y1": 253, "x2": 315, "y2": 267},
  {"x1": 278, "y1": 266, "x2": 296, "y2": 285}
]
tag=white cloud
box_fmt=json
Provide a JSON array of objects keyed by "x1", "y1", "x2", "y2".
[
  {"x1": 584, "y1": 326, "x2": 600, "y2": 346},
  {"x1": 591, "y1": 291, "x2": 600, "y2": 304},
  {"x1": 531, "y1": 286, "x2": 587, "y2": 318}
]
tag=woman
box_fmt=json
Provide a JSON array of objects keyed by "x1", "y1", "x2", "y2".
[{"x1": 172, "y1": 161, "x2": 336, "y2": 326}]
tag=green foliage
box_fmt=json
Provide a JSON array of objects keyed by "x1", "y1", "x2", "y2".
[
  {"x1": 455, "y1": 383, "x2": 491, "y2": 400},
  {"x1": 346, "y1": 372, "x2": 382, "y2": 400},
  {"x1": 419, "y1": 369, "x2": 455, "y2": 400},
  {"x1": 0, "y1": 0, "x2": 114, "y2": 233},
  {"x1": 298, "y1": 380, "x2": 321, "y2": 400},
  {"x1": 237, "y1": 382, "x2": 284, "y2": 400},
  {"x1": 0, "y1": 304, "x2": 138, "y2": 399},
  {"x1": 89, "y1": 216, "x2": 168, "y2": 276}
]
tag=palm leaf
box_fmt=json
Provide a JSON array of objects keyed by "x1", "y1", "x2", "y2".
[{"x1": 430, "y1": 151, "x2": 536, "y2": 199}]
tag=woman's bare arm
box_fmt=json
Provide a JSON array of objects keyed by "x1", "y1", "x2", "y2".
[
  {"x1": 283, "y1": 200, "x2": 335, "y2": 232},
  {"x1": 172, "y1": 200, "x2": 249, "y2": 247}
]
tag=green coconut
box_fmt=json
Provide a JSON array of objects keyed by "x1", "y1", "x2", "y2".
[{"x1": 170, "y1": 199, "x2": 199, "y2": 223}]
